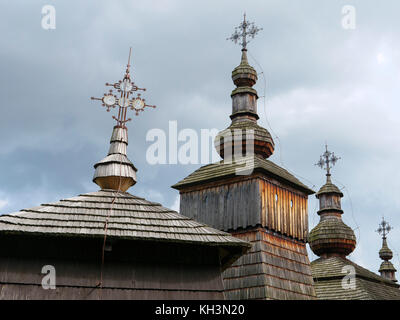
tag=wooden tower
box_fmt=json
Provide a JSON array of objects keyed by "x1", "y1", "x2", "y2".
[
  {"x1": 173, "y1": 15, "x2": 316, "y2": 300},
  {"x1": 309, "y1": 147, "x2": 400, "y2": 299}
]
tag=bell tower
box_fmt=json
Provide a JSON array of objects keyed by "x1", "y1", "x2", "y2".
[{"x1": 173, "y1": 15, "x2": 316, "y2": 300}]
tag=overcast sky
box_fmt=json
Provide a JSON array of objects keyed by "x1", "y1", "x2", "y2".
[{"x1": 0, "y1": 0, "x2": 399, "y2": 274}]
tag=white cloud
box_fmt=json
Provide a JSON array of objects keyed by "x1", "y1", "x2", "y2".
[
  {"x1": 170, "y1": 195, "x2": 180, "y2": 212},
  {"x1": 0, "y1": 199, "x2": 8, "y2": 210}
]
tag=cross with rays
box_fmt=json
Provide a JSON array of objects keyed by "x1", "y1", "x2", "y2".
[
  {"x1": 315, "y1": 144, "x2": 341, "y2": 176},
  {"x1": 227, "y1": 13, "x2": 263, "y2": 50},
  {"x1": 91, "y1": 48, "x2": 156, "y2": 127},
  {"x1": 377, "y1": 217, "x2": 392, "y2": 239}
]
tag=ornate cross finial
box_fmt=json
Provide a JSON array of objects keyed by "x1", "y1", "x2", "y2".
[
  {"x1": 227, "y1": 13, "x2": 262, "y2": 50},
  {"x1": 377, "y1": 217, "x2": 392, "y2": 239},
  {"x1": 91, "y1": 48, "x2": 156, "y2": 127},
  {"x1": 315, "y1": 144, "x2": 341, "y2": 177}
]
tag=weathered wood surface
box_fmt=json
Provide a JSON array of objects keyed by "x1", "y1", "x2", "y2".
[
  {"x1": 223, "y1": 229, "x2": 316, "y2": 300},
  {"x1": 0, "y1": 235, "x2": 226, "y2": 300},
  {"x1": 173, "y1": 156, "x2": 314, "y2": 195},
  {"x1": 311, "y1": 256, "x2": 400, "y2": 300},
  {"x1": 259, "y1": 178, "x2": 308, "y2": 241},
  {"x1": 0, "y1": 190, "x2": 249, "y2": 249},
  {"x1": 179, "y1": 175, "x2": 309, "y2": 241},
  {"x1": 180, "y1": 178, "x2": 260, "y2": 232}
]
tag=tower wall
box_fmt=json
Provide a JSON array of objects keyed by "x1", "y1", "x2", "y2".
[
  {"x1": 179, "y1": 174, "x2": 309, "y2": 241},
  {"x1": 178, "y1": 173, "x2": 316, "y2": 300},
  {"x1": 223, "y1": 229, "x2": 315, "y2": 300}
]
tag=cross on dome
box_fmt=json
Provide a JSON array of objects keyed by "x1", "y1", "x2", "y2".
[
  {"x1": 377, "y1": 217, "x2": 393, "y2": 239},
  {"x1": 315, "y1": 144, "x2": 341, "y2": 177},
  {"x1": 227, "y1": 13, "x2": 263, "y2": 50},
  {"x1": 91, "y1": 48, "x2": 156, "y2": 127}
]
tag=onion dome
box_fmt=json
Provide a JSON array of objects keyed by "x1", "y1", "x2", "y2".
[
  {"x1": 231, "y1": 49, "x2": 258, "y2": 99},
  {"x1": 377, "y1": 218, "x2": 397, "y2": 282},
  {"x1": 308, "y1": 146, "x2": 356, "y2": 258},
  {"x1": 93, "y1": 126, "x2": 137, "y2": 192},
  {"x1": 214, "y1": 48, "x2": 274, "y2": 160},
  {"x1": 379, "y1": 238, "x2": 393, "y2": 260}
]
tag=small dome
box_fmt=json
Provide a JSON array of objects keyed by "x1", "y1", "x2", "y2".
[
  {"x1": 316, "y1": 179, "x2": 343, "y2": 198},
  {"x1": 93, "y1": 126, "x2": 137, "y2": 192},
  {"x1": 379, "y1": 260, "x2": 397, "y2": 273},
  {"x1": 231, "y1": 50, "x2": 258, "y2": 87},
  {"x1": 214, "y1": 119, "x2": 274, "y2": 159},
  {"x1": 379, "y1": 238, "x2": 393, "y2": 261},
  {"x1": 308, "y1": 216, "x2": 356, "y2": 257}
]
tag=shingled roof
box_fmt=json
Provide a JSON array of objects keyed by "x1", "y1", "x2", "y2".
[
  {"x1": 311, "y1": 256, "x2": 400, "y2": 300},
  {"x1": 0, "y1": 189, "x2": 250, "y2": 268},
  {"x1": 172, "y1": 156, "x2": 314, "y2": 194}
]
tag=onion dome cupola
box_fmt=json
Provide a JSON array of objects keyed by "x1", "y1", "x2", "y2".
[
  {"x1": 376, "y1": 218, "x2": 397, "y2": 282},
  {"x1": 308, "y1": 145, "x2": 356, "y2": 258},
  {"x1": 91, "y1": 48, "x2": 156, "y2": 192},
  {"x1": 215, "y1": 14, "x2": 274, "y2": 160}
]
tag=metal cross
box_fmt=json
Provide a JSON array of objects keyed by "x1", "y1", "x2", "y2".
[
  {"x1": 377, "y1": 217, "x2": 392, "y2": 239},
  {"x1": 227, "y1": 13, "x2": 262, "y2": 50},
  {"x1": 315, "y1": 144, "x2": 341, "y2": 176},
  {"x1": 91, "y1": 48, "x2": 156, "y2": 127}
]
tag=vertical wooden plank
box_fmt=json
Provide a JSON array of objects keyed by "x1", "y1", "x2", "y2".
[
  {"x1": 301, "y1": 196, "x2": 305, "y2": 241},
  {"x1": 279, "y1": 188, "x2": 286, "y2": 234},
  {"x1": 298, "y1": 194, "x2": 302, "y2": 240},
  {"x1": 297, "y1": 194, "x2": 301, "y2": 239},
  {"x1": 280, "y1": 187, "x2": 283, "y2": 233},
  {"x1": 286, "y1": 189, "x2": 290, "y2": 236},
  {"x1": 293, "y1": 193, "x2": 298, "y2": 239},
  {"x1": 305, "y1": 196, "x2": 309, "y2": 239},
  {"x1": 260, "y1": 181, "x2": 266, "y2": 226},
  {"x1": 281, "y1": 188, "x2": 285, "y2": 234},
  {"x1": 288, "y1": 190, "x2": 292, "y2": 236},
  {"x1": 275, "y1": 185, "x2": 280, "y2": 232},
  {"x1": 274, "y1": 186, "x2": 281, "y2": 231},
  {"x1": 271, "y1": 183, "x2": 276, "y2": 231},
  {"x1": 266, "y1": 181, "x2": 271, "y2": 230}
]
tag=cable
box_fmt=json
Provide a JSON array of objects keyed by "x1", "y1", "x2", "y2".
[
  {"x1": 387, "y1": 238, "x2": 400, "y2": 270},
  {"x1": 247, "y1": 52, "x2": 323, "y2": 264},
  {"x1": 248, "y1": 51, "x2": 317, "y2": 190},
  {"x1": 97, "y1": 127, "x2": 125, "y2": 298},
  {"x1": 331, "y1": 177, "x2": 361, "y2": 246}
]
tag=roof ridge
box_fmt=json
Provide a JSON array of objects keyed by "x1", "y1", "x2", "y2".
[{"x1": 15, "y1": 210, "x2": 191, "y2": 219}]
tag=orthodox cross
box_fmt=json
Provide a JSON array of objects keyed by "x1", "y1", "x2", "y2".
[
  {"x1": 91, "y1": 48, "x2": 156, "y2": 127},
  {"x1": 315, "y1": 144, "x2": 341, "y2": 176},
  {"x1": 227, "y1": 13, "x2": 263, "y2": 50},
  {"x1": 377, "y1": 217, "x2": 392, "y2": 239}
]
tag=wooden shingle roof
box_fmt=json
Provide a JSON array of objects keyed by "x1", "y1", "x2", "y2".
[
  {"x1": 311, "y1": 256, "x2": 400, "y2": 300},
  {"x1": 172, "y1": 156, "x2": 314, "y2": 194},
  {"x1": 0, "y1": 189, "x2": 250, "y2": 251}
]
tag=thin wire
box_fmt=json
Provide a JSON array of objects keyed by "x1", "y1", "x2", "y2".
[
  {"x1": 247, "y1": 52, "x2": 322, "y2": 265},
  {"x1": 97, "y1": 128, "x2": 125, "y2": 297},
  {"x1": 386, "y1": 238, "x2": 400, "y2": 271},
  {"x1": 331, "y1": 177, "x2": 361, "y2": 245},
  {"x1": 248, "y1": 51, "x2": 317, "y2": 190}
]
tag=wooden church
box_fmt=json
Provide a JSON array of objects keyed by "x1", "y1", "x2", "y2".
[{"x1": 1, "y1": 15, "x2": 399, "y2": 301}]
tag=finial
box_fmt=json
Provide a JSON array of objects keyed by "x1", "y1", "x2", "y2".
[
  {"x1": 227, "y1": 13, "x2": 262, "y2": 50},
  {"x1": 377, "y1": 217, "x2": 397, "y2": 282},
  {"x1": 377, "y1": 217, "x2": 392, "y2": 239},
  {"x1": 315, "y1": 144, "x2": 341, "y2": 180},
  {"x1": 91, "y1": 48, "x2": 156, "y2": 127}
]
